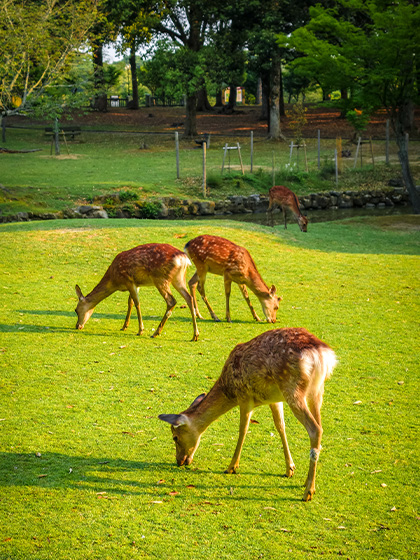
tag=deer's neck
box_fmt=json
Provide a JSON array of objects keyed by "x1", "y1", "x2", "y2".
[
  {"x1": 189, "y1": 381, "x2": 236, "y2": 434},
  {"x1": 246, "y1": 268, "x2": 270, "y2": 298},
  {"x1": 86, "y1": 273, "x2": 116, "y2": 307}
]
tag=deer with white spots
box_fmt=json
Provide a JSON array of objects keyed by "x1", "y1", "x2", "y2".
[
  {"x1": 184, "y1": 234, "x2": 280, "y2": 323},
  {"x1": 159, "y1": 327, "x2": 336, "y2": 501},
  {"x1": 75, "y1": 243, "x2": 199, "y2": 341},
  {"x1": 267, "y1": 185, "x2": 308, "y2": 231}
]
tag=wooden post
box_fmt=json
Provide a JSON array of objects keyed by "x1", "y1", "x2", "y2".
[
  {"x1": 221, "y1": 143, "x2": 228, "y2": 174},
  {"x1": 237, "y1": 142, "x2": 244, "y2": 175},
  {"x1": 289, "y1": 141, "x2": 294, "y2": 163},
  {"x1": 369, "y1": 137, "x2": 374, "y2": 168},
  {"x1": 385, "y1": 120, "x2": 390, "y2": 165},
  {"x1": 175, "y1": 132, "x2": 180, "y2": 179},
  {"x1": 250, "y1": 131, "x2": 254, "y2": 173},
  {"x1": 336, "y1": 137, "x2": 342, "y2": 173},
  {"x1": 335, "y1": 149, "x2": 338, "y2": 186},
  {"x1": 317, "y1": 129, "x2": 321, "y2": 170},
  {"x1": 202, "y1": 141, "x2": 207, "y2": 197},
  {"x1": 353, "y1": 136, "x2": 361, "y2": 169},
  {"x1": 304, "y1": 142, "x2": 308, "y2": 172}
]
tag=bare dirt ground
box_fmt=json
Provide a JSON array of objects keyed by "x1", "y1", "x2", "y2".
[{"x1": 59, "y1": 104, "x2": 419, "y2": 140}]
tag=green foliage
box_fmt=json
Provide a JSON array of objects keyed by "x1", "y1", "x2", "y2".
[
  {"x1": 0, "y1": 218, "x2": 419, "y2": 559},
  {"x1": 119, "y1": 190, "x2": 139, "y2": 203},
  {"x1": 138, "y1": 201, "x2": 161, "y2": 219},
  {"x1": 346, "y1": 108, "x2": 371, "y2": 133},
  {"x1": 0, "y1": 0, "x2": 98, "y2": 116}
]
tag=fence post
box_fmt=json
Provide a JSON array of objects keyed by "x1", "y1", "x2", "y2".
[
  {"x1": 353, "y1": 136, "x2": 361, "y2": 169},
  {"x1": 250, "y1": 131, "x2": 254, "y2": 173},
  {"x1": 175, "y1": 132, "x2": 180, "y2": 179},
  {"x1": 272, "y1": 151, "x2": 275, "y2": 186},
  {"x1": 405, "y1": 132, "x2": 409, "y2": 153},
  {"x1": 202, "y1": 141, "x2": 207, "y2": 197},
  {"x1": 386, "y1": 120, "x2": 390, "y2": 165},
  {"x1": 317, "y1": 129, "x2": 321, "y2": 170},
  {"x1": 335, "y1": 149, "x2": 338, "y2": 186}
]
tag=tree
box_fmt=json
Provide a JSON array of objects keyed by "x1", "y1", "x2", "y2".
[
  {"x1": 282, "y1": 0, "x2": 420, "y2": 212},
  {"x1": 155, "y1": 0, "x2": 222, "y2": 136},
  {"x1": 0, "y1": 0, "x2": 98, "y2": 117}
]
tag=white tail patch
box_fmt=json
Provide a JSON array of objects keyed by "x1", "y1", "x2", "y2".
[{"x1": 302, "y1": 347, "x2": 337, "y2": 396}]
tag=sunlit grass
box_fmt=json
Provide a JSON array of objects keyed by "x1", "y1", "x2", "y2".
[{"x1": 0, "y1": 216, "x2": 419, "y2": 559}]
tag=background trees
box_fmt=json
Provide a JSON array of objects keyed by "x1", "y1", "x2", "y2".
[
  {"x1": 282, "y1": 0, "x2": 420, "y2": 211},
  {"x1": 0, "y1": 0, "x2": 98, "y2": 117}
]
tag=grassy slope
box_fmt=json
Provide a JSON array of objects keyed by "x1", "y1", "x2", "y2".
[{"x1": 0, "y1": 217, "x2": 419, "y2": 559}]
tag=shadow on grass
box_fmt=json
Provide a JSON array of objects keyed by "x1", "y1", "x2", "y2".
[{"x1": 0, "y1": 452, "x2": 302, "y2": 500}]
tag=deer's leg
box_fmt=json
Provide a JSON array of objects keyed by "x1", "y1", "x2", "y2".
[
  {"x1": 153, "y1": 283, "x2": 177, "y2": 337},
  {"x1": 121, "y1": 295, "x2": 134, "y2": 331},
  {"x1": 188, "y1": 271, "x2": 204, "y2": 320},
  {"x1": 285, "y1": 393, "x2": 322, "y2": 501},
  {"x1": 225, "y1": 402, "x2": 253, "y2": 474},
  {"x1": 267, "y1": 201, "x2": 276, "y2": 227},
  {"x1": 283, "y1": 206, "x2": 288, "y2": 229},
  {"x1": 126, "y1": 287, "x2": 144, "y2": 335},
  {"x1": 238, "y1": 284, "x2": 262, "y2": 322},
  {"x1": 194, "y1": 271, "x2": 220, "y2": 322},
  {"x1": 172, "y1": 277, "x2": 199, "y2": 342},
  {"x1": 270, "y1": 402, "x2": 295, "y2": 477},
  {"x1": 224, "y1": 275, "x2": 233, "y2": 322}
]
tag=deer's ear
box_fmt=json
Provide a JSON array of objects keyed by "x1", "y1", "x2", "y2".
[
  {"x1": 190, "y1": 393, "x2": 206, "y2": 408},
  {"x1": 75, "y1": 284, "x2": 85, "y2": 301},
  {"x1": 158, "y1": 414, "x2": 187, "y2": 427},
  {"x1": 269, "y1": 285, "x2": 277, "y2": 296}
]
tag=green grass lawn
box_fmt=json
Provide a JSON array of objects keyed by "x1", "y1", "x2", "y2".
[{"x1": 0, "y1": 216, "x2": 419, "y2": 559}]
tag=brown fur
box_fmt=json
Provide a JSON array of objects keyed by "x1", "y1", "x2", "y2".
[
  {"x1": 267, "y1": 185, "x2": 308, "y2": 231},
  {"x1": 75, "y1": 243, "x2": 199, "y2": 340},
  {"x1": 184, "y1": 235, "x2": 280, "y2": 323},
  {"x1": 159, "y1": 328, "x2": 337, "y2": 501}
]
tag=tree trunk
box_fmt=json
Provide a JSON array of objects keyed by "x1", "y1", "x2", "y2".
[
  {"x1": 92, "y1": 43, "x2": 107, "y2": 112},
  {"x1": 268, "y1": 58, "x2": 285, "y2": 140},
  {"x1": 396, "y1": 133, "x2": 420, "y2": 213},
  {"x1": 227, "y1": 84, "x2": 237, "y2": 112},
  {"x1": 197, "y1": 87, "x2": 212, "y2": 111},
  {"x1": 255, "y1": 77, "x2": 262, "y2": 105},
  {"x1": 215, "y1": 89, "x2": 223, "y2": 107},
  {"x1": 260, "y1": 74, "x2": 269, "y2": 122},
  {"x1": 184, "y1": 93, "x2": 198, "y2": 137},
  {"x1": 279, "y1": 65, "x2": 285, "y2": 117},
  {"x1": 129, "y1": 47, "x2": 139, "y2": 110}
]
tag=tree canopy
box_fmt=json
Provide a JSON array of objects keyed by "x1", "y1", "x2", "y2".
[{"x1": 0, "y1": 0, "x2": 98, "y2": 117}]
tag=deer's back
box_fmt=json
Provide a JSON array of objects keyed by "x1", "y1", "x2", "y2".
[
  {"x1": 109, "y1": 243, "x2": 187, "y2": 286},
  {"x1": 185, "y1": 235, "x2": 254, "y2": 277},
  {"x1": 269, "y1": 185, "x2": 298, "y2": 207},
  {"x1": 219, "y1": 328, "x2": 332, "y2": 402}
]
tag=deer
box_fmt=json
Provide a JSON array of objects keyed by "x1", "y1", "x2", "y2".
[
  {"x1": 159, "y1": 327, "x2": 337, "y2": 501},
  {"x1": 184, "y1": 235, "x2": 281, "y2": 324},
  {"x1": 267, "y1": 185, "x2": 308, "y2": 232},
  {"x1": 75, "y1": 243, "x2": 199, "y2": 341}
]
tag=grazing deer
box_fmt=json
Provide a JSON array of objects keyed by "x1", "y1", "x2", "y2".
[
  {"x1": 75, "y1": 243, "x2": 199, "y2": 341},
  {"x1": 184, "y1": 235, "x2": 280, "y2": 323},
  {"x1": 267, "y1": 185, "x2": 308, "y2": 232},
  {"x1": 159, "y1": 327, "x2": 336, "y2": 501}
]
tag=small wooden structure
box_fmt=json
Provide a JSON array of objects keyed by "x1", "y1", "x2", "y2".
[{"x1": 221, "y1": 143, "x2": 244, "y2": 175}]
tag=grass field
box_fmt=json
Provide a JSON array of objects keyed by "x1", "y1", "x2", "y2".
[
  {"x1": 0, "y1": 216, "x2": 419, "y2": 559},
  {"x1": 1, "y1": 125, "x2": 418, "y2": 216}
]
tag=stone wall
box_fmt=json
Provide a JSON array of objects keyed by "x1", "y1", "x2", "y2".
[{"x1": 0, "y1": 187, "x2": 412, "y2": 223}]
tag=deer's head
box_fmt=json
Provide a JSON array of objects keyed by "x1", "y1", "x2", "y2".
[
  {"x1": 75, "y1": 285, "x2": 94, "y2": 330},
  {"x1": 261, "y1": 286, "x2": 282, "y2": 323}
]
